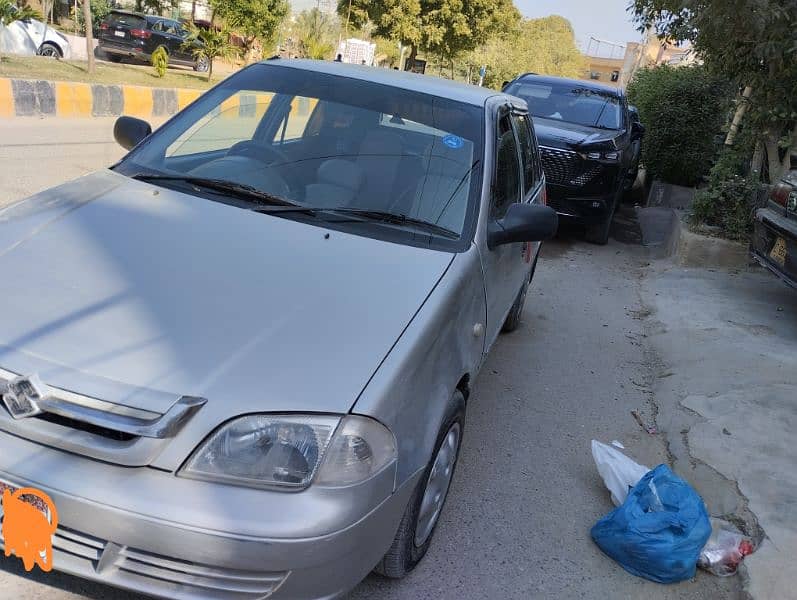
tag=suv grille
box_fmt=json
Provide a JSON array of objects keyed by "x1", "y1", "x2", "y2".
[{"x1": 540, "y1": 146, "x2": 604, "y2": 186}]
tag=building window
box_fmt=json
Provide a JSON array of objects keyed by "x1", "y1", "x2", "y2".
[
  {"x1": 611, "y1": 70, "x2": 620, "y2": 82},
  {"x1": 590, "y1": 71, "x2": 601, "y2": 80}
]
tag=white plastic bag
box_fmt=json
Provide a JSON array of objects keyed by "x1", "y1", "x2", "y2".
[
  {"x1": 698, "y1": 518, "x2": 755, "y2": 576},
  {"x1": 591, "y1": 440, "x2": 650, "y2": 506}
]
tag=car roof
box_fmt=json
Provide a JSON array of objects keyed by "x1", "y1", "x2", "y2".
[
  {"x1": 258, "y1": 59, "x2": 508, "y2": 108},
  {"x1": 107, "y1": 10, "x2": 166, "y2": 22},
  {"x1": 511, "y1": 73, "x2": 623, "y2": 97}
]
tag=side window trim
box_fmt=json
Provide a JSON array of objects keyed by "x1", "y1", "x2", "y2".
[{"x1": 509, "y1": 110, "x2": 538, "y2": 202}]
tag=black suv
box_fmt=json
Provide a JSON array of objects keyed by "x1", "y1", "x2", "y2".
[
  {"x1": 98, "y1": 10, "x2": 208, "y2": 72},
  {"x1": 503, "y1": 74, "x2": 644, "y2": 244}
]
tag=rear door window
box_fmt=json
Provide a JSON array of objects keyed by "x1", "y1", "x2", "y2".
[
  {"x1": 106, "y1": 12, "x2": 147, "y2": 29},
  {"x1": 511, "y1": 113, "x2": 537, "y2": 196}
]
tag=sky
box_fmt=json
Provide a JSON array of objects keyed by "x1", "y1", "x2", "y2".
[{"x1": 514, "y1": 0, "x2": 642, "y2": 50}]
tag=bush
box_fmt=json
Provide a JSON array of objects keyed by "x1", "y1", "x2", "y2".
[
  {"x1": 151, "y1": 45, "x2": 168, "y2": 77},
  {"x1": 627, "y1": 65, "x2": 732, "y2": 187},
  {"x1": 691, "y1": 143, "x2": 761, "y2": 241}
]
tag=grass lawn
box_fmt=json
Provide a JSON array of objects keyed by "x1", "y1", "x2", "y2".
[{"x1": 0, "y1": 55, "x2": 224, "y2": 89}]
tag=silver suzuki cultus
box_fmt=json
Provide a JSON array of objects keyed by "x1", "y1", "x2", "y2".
[{"x1": 0, "y1": 60, "x2": 556, "y2": 598}]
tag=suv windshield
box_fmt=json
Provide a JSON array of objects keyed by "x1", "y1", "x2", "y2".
[
  {"x1": 115, "y1": 64, "x2": 484, "y2": 247},
  {"x1": 506, "y1": 80, "x2": 622, "y2": 130}
]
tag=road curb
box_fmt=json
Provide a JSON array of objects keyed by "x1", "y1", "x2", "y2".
[{"x1": 0, "y1": 77, "x2": 204, "y2": 118}]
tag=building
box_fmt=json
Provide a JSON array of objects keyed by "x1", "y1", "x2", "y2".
[{"x1": 336, "y1": 38, "x2": 375, "y2": 65}]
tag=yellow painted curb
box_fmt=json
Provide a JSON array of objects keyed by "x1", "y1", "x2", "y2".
[
  {"x1": 122, "y1": 85, "x2": 154, "y2": 119},
  {"x1": 0, "y1": 79, "x2": 13, "y2": 118},
  {"x1": 219, "y1": 94, "x2": 240, "y2": 119},
  {"x1": 54, "y1": 81, "x2": 92, "y2": 118},
  {"x1": 177, "y1": 88, "x2": 202, "y2": 111}
]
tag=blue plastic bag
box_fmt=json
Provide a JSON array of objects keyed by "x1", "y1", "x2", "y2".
[{"x1": 591, "y1": 464, "x2": 712, "y2": 583}]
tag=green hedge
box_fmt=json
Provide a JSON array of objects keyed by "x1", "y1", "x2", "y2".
[{"x1": 627, "y1": 65, "x2": 731, "y2": 187}]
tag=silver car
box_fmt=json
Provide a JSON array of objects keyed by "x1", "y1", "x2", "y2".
[{"x1": 0, "y1": 60, "x2": 556, "y2": 599}]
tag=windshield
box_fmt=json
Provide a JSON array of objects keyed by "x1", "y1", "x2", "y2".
[
  {"x1": 115, "y1": 64, "x2": 484, "y2": 248},
  {"x1": 506, "y1": 81, "x2": 622, "y2": 129}
]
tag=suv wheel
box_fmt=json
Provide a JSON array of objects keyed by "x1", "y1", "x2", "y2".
[
  {"x1": 194, "y1": 56, "x2": 210, "y2": 72},
  {"x1": 375, "y1": 393, "x2": 465, "y2": 578}
]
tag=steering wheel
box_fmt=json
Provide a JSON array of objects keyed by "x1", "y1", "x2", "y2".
[{"x1": 226, "y1": 140, "x2": 289, "y2": 166}]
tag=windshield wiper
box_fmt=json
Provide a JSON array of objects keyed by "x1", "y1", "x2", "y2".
[
  {"x1": 131, "y1": 174, "x2": 307, "y2": 210},
  {"x1": 319, "y1": 208, "x2": 460, "y2": 239}
]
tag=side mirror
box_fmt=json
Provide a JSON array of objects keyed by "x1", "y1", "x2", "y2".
[
  {"x1": 114, "y1": 116, "x2": 152, "y2": 150},
  {"x1": 631, "y1": 121, "x2": 645, "y2": 140},
  {"x1": 488, "y1": 202, "x2": 558, "y2": 248}
]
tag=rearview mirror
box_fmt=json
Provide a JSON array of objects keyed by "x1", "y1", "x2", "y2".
[
  {"x1": 631, "y1": 121, "x2": 645, "y2": 140},
  {"x1": 488, "y1": 203, "x2": 558, "y2": 248},
  {"x1": 114, "y1": 116, "x2": 152, "y2": 150}
]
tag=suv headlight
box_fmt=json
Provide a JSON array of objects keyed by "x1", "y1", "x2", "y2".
[
  {"x1": 581, "y1": 150, "x2": 621, "y2": 162},
  {"x1": 180, "y1": 414, "x2": 396, "y2": 490}
]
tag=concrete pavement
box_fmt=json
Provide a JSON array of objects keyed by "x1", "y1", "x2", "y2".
[{"x1": 0, "y1": 118, "x2": 791, "y2": 599}]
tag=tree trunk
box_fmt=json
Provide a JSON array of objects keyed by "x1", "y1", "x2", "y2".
[
  {"x1": 725, "y1": 86, "x2": 752, "y2": 146},
  {"x1": 82, "y1": 0, "x2": 95, "y2": 74},
  {"x1": 191, "y1": 0, "x2": 196, "y2": 21},
  {"x1": 764, "y1": 133, "x2": 786, "y2": 183},
  {"x1": 207, "y1": 59, "x2": 213, "y2": 82},
  {"x1": 750, "y1": 140, "x2": 765, "y2": 180},
  {"x1": 404, "y1": 44, "x2": 417, "y2": 71}
]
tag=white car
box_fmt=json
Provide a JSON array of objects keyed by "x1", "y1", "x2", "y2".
[{"x1": 0, "y1": 6, "x2": 71, "y2": 58}]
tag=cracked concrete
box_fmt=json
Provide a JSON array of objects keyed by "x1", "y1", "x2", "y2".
[{"x1": 641, "y1": 259, "x2": 797, "y2": 599}]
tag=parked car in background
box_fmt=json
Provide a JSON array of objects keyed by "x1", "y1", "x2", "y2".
[
  {"x1": 98, "y1": 10, "x2": 208, "y2": 72},
  {"x1": 503, "y1": 74, "x2": 645, "y2": 244},
  {"x1": 751, "y1": 166, "x2": 797, "y2": 289},
  {"x1": 0, "y1": 60, "x2": 557, "y2": 599},
  {"x1": 0, "y1": 5, "x2": 71, "y2": 58}
]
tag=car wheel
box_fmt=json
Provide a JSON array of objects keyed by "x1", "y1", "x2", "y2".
[
  {"x1": 194, "y1": 56, "x2": 210, "y2": 72},
  {"x1": 38, "y1": 42, "x2": 62, "y2": 59},
  {"x1": 502, "y1": 277, "x2": 529, "y2": 333},
  {"x1": 375, "y1": 393, "x2": 465, "y2": 578}
]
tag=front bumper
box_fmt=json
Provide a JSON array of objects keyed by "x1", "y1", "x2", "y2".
[
  {"x1": 0, "y1": 430, "x2": 418, "y2": 600},
  {"x1": 546, "y1": 183, "x2": 617, "y2": 224},
  {"x1": 751, "y1": 206, "x2": 797, "y2": 289}
]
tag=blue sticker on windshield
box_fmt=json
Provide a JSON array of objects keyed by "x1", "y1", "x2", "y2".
[{"x1": 442, "y1": 134, "x2": 464, "y2": 149}]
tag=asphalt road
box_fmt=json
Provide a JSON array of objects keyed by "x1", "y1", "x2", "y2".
[{"x1": 0, "y1": 119, "x2": 740, "y2": 599}]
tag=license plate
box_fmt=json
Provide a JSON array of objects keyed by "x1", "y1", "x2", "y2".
[
  {"x1": 0, "y1": 480, "x2": 52, "y2": 524},
  {"x1": 770, "y1": 237, "x2": 788, "y2": 266},
  {"x1": 114, "y1": 30, "x2": 126, "y2": 38}
]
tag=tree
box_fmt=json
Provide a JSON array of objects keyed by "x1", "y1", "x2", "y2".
[
  {"x1": 82, "y1": 0, "x2": 95, "y2": 74},
  {"x1": 183, "y1": 24, "x2": 240, "y2": 81},
  {"x1": 294, "y1": 8, "x2": 337, "y2": 59},
  {"x1": 630, "y1": 0, "x2": 797, "y2": 181},
  {"x1": 470, "y1": 16, "x2": 585, "y2": 89},
  {"x1": 421, "y1": 0, "x2": 519, "y2": 73},
  {"x1": 337, "y1": 0, "x2": 422, "y2": 64},
  {"x1": 210, "y1": 0, "x2": 288, "y2": 62}
]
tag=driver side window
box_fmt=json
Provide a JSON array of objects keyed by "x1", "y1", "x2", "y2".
[{"x1": 166, "y1": 91, "x2": 275, "y2": 157}]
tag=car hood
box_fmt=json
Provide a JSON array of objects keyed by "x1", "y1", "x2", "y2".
[
  {"x1": 0, "y1": 170, "x2": 454, "y2": 416},
  {"x1": 532, "y1": 116, "x2": 621, "y2": 151}
]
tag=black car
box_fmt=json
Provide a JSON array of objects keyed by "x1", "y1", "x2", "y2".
[
  {"x1": 751, "y1": 168, "x2": 797, "y2": 289},
  {"x1": 503, "y1": 74, "x2": 644, "y2": 244},
  {"x1": 98, "y1": 10, "x2": 208, "y2": 72}
]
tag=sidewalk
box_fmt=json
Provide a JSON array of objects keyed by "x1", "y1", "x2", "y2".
[{"x1": 640, "y1": 253, "x2": 797, "y2": 598}]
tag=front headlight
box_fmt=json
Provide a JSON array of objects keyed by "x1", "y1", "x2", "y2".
[{"x1": 180, "y1": 414, "x2": 396, "y2": 490}]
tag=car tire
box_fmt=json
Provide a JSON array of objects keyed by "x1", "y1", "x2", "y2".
[
  {"x1": 38, "y1": 42, "x2": 62, "y2": 59},
  {"x1": 502, "y1": 277, "x2": 530, "y2": 333},
  {"x1": 194, "y1": 56, "x2": 210, "y2": 72},
  {"x1": 374, "y1": 392, "x2": 465, "y2": 579},
  {"x1": 584, "y1": 189, "x2": 621, "y2": 245}
]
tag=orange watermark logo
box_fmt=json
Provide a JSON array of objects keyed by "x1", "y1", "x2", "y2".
[{"x1": 1, "y1": 487, "x2": 58, "y2": 572}]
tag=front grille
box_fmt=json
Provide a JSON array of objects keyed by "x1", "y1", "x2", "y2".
[
  {"x1": 2, "y1": 524, "x2": 288, "y2": 599},
  {"x1": 116, "y1": 547, "x2": 288, "y2": 597},
  {"x1": 35, "y1": 412, "x2": 137, "y2": 442},
  {"x1": 540, "y1": 146, "x2": 604, "y2": 186}
]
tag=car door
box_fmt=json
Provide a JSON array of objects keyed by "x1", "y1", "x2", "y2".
[{"x1": 480, "y1": 105, "x2": 534, "y2": 347}]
